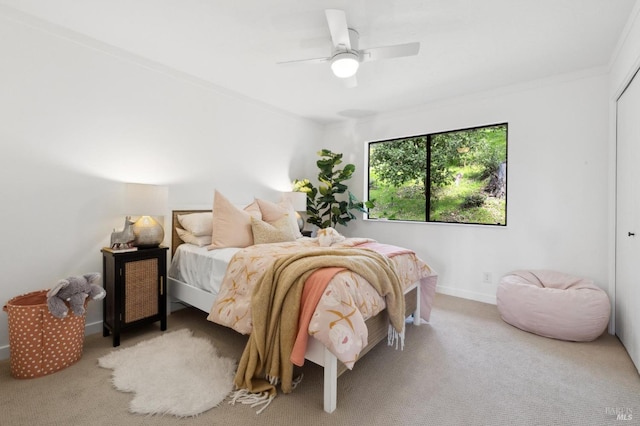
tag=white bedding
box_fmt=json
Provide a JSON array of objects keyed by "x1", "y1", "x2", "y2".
[{"x1": 168, "y1": 244, "x2": 239, "y2": 295}]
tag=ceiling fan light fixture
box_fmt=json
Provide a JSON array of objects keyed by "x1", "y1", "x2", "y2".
[{"x1": 331, "y1": 51, "x2": 359, "y2": 78}]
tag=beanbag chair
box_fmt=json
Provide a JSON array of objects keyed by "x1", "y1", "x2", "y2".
[{"x1": 497, "y1": 270, "x2": 610, "y2": 342}]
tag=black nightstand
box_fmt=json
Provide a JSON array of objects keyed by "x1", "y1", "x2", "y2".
[
  {"x1": 301, "y1": 230, "x2": 313, "y2": 237},
  {"x1": 101, "y1": 246, "x2": 168, "y2": 346}
]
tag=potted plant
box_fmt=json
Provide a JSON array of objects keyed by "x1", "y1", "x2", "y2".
[{"x1": 294, "y1": 149, "x2": 374, "y2": 229}]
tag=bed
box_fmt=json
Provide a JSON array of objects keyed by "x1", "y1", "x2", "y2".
[{"x1": 167, "y1": 208, "x2": 438, "y2": 413}]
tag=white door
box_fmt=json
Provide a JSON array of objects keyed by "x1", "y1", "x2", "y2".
[{"x1": 616, "y1": 69, "x2": 640, "y2": 373}]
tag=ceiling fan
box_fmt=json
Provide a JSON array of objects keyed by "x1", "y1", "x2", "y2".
[{"x1": 278, "y1": 9, "x2": 420, "y2": 87}]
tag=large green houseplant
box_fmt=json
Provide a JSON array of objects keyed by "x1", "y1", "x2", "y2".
[{"x1": 294, "y1": 149, "x2": 374, "y2": 229}]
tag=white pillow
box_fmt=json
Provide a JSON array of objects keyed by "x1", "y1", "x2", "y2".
[
  {"x1": 176, "y1": 228, "x2": 212, "y2": 247},
  {"x1": 177, "y1": 212, "x2": 213, "y2": 237}
]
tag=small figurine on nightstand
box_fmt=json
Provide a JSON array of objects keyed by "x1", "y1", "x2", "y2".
[{"x1": 110, "y1": 216, "x2": 135, "y2": 250}]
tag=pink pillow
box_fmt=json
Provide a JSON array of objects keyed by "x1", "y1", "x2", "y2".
[{"x1": 207, "y1": 190, "x2": 261, "y2": 249}]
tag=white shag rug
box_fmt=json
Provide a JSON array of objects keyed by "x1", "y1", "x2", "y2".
[{"x1": 98, "y1": 329, "x2": 236, "y2": 417}]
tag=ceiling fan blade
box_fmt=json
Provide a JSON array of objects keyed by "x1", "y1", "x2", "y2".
[
  {"x1": 325, "y1": 9, "x2": 351, "y2": 50},
  {"x1": 276, "y1": 56, "x2": 330, "y2": 66},
  {"x1": 360, "y1": 42, "x2": 420, "y2": 62}
]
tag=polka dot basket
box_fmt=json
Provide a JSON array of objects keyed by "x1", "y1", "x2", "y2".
[{"x1": 3, "y1": 290, "x2": 87, "y2": 379}]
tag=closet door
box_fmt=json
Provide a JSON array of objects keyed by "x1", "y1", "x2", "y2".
[{"x1": 616, "y1": 69, "x2": 640, "y2": 373}]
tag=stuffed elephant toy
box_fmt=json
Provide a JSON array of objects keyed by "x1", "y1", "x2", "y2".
[{"x1": 47, "y1": 272, "x2": 106, "y2": 319}]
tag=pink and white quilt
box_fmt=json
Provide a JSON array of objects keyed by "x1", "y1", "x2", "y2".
[{"x1": 207, "y1": 237, "x2": 437, "y2": 369}]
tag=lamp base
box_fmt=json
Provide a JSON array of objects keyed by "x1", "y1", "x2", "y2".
[
  {"x1": 295, "y1": 212, "x2": 304, "y2": 231},
  {"x1": 132, "y1": 216, "x2": 164, "y2": 248}
]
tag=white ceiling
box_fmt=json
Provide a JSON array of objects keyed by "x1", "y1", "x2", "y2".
[{"x1": 1, "y1": 0, "x2": 637, "y2": 123}]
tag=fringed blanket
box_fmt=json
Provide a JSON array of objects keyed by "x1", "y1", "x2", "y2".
[{"x1": 231, "y1": 247, "x2": 405, "y2": 412}]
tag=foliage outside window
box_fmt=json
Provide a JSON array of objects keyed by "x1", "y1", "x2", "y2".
[{"x1": 367, "y1": 123, "x2": 507, "y2": 225}]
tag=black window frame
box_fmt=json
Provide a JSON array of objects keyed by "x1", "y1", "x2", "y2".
[{"x1": 366, "y1": 122, "x2": 508, "y2": 226}]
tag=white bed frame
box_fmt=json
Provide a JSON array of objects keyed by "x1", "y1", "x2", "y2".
[{"x1": 168, "y1": 210, "x2": 421, "y2": 413}]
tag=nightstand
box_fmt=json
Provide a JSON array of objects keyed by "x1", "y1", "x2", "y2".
[
  {"x1": 101, "y1": 246, "x2": 168, "y2": 347},
  {"x1": 301, "y1": 230, "x2": 313, "y2": 237}
]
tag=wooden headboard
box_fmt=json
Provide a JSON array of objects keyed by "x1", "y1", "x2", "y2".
[{"x1": 171, "y1": 209, "x2": 210, "y2": 256}]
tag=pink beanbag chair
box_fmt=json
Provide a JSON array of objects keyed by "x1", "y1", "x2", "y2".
[{"x1": 497, "y1": 270, "x2": 610, "y2": 342}]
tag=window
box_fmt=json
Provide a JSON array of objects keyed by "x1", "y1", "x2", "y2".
[{"x1": 367, "y1": 123, "x2": 507, "y2": 226}]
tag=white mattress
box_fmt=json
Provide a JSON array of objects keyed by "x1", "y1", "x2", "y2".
[{"x1": 168, "y1": 244, "x2": 239, "y2": 295}]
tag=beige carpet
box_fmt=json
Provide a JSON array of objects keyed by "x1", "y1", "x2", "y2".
[
  {"x1": 0, "y1": 294, "x2": 638, "y2": 426},
  {"x1": 98, "y1": 329, "x2": 235, "y2": 417}
]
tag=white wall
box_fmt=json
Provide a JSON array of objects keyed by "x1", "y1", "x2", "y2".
[
  {"x1": 2, "y1": 5, "x2": 635, "y2": 361},
  {"x1": 322, "y1": 72, "x2": 611, "y2": 304},
  {"x1": 0, "y1": 14, "x2": 322, "y2": 359}
]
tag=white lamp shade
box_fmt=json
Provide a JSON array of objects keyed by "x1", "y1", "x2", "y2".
[
  {"x1": 281, "y1": 191, "x2": 307, "y2": 211},
  {"x1": 122, "y1": 183, "x2": 168, "y2": 248},
  {"x1": 124, "y1": 183, "x2": 168, "y2": 216},
  {"x1": 331, "y1": 52, "x2": 359, "y2": 78}
]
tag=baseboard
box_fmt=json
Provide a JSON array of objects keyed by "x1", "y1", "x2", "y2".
[
  {"x1": 0, "y1": 320, "x2": 106, "y2": 362},
  {"x1": 2, "y1": 289, "x2": 495, "y2": 362},
  {"x1": 436, "y1": 285, "x2": 497, "y2": 305},
  {"x1": 85, "y1": 319, "x2": 103, "y2": 336},
  {"x1": 1, "y1": 304, "x2": 191, "y2": 361},
  {"x1": 0, "y1": 345, "x2": 8, "y2": 361}
]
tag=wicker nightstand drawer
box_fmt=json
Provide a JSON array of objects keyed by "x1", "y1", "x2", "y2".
[{"x1": 101, "y1": 246, "x2": 168, "y2": 347}]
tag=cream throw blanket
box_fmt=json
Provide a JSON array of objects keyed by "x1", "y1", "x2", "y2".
[{"x1": 232, "y1": 247, "x2": 405, "y2": 411}]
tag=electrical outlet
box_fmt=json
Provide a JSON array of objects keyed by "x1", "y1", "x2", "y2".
[{"x1": 482, "y1": 272, "x2": 492, "y2": 284}]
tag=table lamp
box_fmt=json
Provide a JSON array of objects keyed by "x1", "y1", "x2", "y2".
[
  {"x1": 282, "y1": 191, "x2": 307, "y2": 231},
  {"x1": 124, "y1": 183, "x2": 168, "y2": 248}
]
